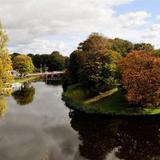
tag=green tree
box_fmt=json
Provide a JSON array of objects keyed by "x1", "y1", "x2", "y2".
[
  {"x1": 48, "y1": 51, "x2": 66, "y2": 71},
  {"x1": 80, "y1": 50, "x2": 121, "y2": 93},
  {"x1": 68, "y1": 50, "x2": 85, "y2": 82},
  {"x1": 111, "y1": 38, "x2": 134, "y2": 56},
  {"x1": 67, "y1": 33, "x2": 113, "y2": 85},
  {"x1": 63, "y1": 33, "x2": 121, "y2": 93},
  {"x1": 27, "y1": 52, "x2": 66, "y2": 72},
  {"x1": 134, "y1": 43, "x2": 154, "y2": 52},
  {"x1": 0, "y1": 22, "x2": 13, "y2": 93},
  {"x1": 78, "y1": 33, "x2": 112, "y2": 52},
  {"x1": 62, "y1": 50, "x2": 85, "y2": 91},
  {"x1": 13, "y1": 54, "x2": 35, "y2": 75}
]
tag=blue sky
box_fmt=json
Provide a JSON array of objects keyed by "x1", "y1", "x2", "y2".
[
  {"x1": 117, "y1": 0, "x2": 160, "y2": 16},
  {"x1": 0, "y1": 0, "x2": 160, "y2": 55}
]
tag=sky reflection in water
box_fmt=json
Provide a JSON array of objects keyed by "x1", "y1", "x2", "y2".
[{"x1": 0, "y1": 82, "x2": 160, "y2": 160}]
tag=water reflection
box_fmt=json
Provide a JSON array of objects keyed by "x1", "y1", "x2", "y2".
[
  {"x1": 12, "y1": 83, "x2": 35, "y2": 106},
  {"x1": 46, "y1": 80, "x2": 62, "y2": 86},
  {"x1": 70, "y1": 111, "x2": 160, "y2": 160},
  {"x1": 2, "y1": 82, "x2": 160, "y2": 160},
  {"x1": 0, "y1": 82, "x2": 79, "y2": 160},
  {"x1": 0, "y1": 97, "x2": 7, "y2": 117}
]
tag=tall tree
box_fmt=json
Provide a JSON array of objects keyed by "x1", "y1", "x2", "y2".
[
  {"x1": 13, "y1": 55, "x2": 35, "y2": 75},
  {"x1": 48, "y1": 51, "x2": 66, "y2": 71},
  {"x1": 78, "y1": 33, "x2": 112, "y2": 53},
  {"x1": 80, "y1": 50, "x2": 121, "y2": 93},
  {"x1": 64, "y1": 33, "x2": 121, "y2": 93},
  {"x1": 27, "y1": 52, "x2": 66, "y2": 71},
  {"x1": 0, "y1": 22, "x2": 13, "y2": 93}
]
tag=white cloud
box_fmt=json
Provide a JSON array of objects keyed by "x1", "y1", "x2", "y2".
[
  {"x1": 0, "y1": 0, "x2": 155, "y2": 55},
  {"x1": 118, "y1": 11, "x2": 150, "y2": 28},
  {"x1": 13, "y1": 39, "x2": 66, "y2": 54},
  {"x1": 141, "y1": 23, "x2": 160, "y2": 48},
  {"x1": 142, "y1": 24, "x2": 160, "y2": 39}
]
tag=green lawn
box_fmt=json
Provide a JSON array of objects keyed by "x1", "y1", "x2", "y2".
[{"x1": 63, "y1": 84, "x2": 160, "y2": 116}]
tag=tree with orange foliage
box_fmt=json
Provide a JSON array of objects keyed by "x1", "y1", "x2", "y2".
[{"x1": 118, "y1": 51, "x2": 160, "y2": 107}]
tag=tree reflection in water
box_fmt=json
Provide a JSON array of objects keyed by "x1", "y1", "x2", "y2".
[
  {"x1": 46, "y1": 80, "x2": 62, "y2": 86},
  {"x1": 70, "y1": 111, "x2": 160, "y2": 160},
  {"x1": 12, "y1": 83, "x2": 35, "y2": 106},
  {"x1": 0, "y1": 97, "x2": 7, "y2": 117}
]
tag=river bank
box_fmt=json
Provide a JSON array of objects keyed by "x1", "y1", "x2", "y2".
[
  {"x1": 1, "y1": 77, "x2": 38, "y2": 96},
  {"x1": 63, "y1": 84, "x2": 160, "y2": 116}
]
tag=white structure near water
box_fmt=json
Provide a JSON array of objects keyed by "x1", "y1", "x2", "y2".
[
  {"x1": 10, "y1": 70, "x2": 21, "y2": 78},
  {"x1": 11, "y1": 83, "x2": 22, "y2": 92}
]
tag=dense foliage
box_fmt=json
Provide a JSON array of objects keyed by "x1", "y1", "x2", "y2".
[
  {"x1": 133, "y1": 43, "x2": 154, "y2": 52},
  {"x1": 63, "y1": 33, "x2": 121, "y2": 94},
  {"x1": 0, "y1": 22, "x2": 13, "y2": 93},
  {"x1": 11, "y1": 51, "x2": 66, "y2": 72},
  {"x1": 79, "y1": 50, "x2": 121, "y2": 93},
  {"x1": 111, "y1": 38, "x2": 134, "y2": 56},
  {"x1": 78, "y1": 33, "x2": 112, "y2": 52},
  {"x1": 118, "y1": 51, "x2": 160, "y2": 107},
  {"x1": 13, "y1": 55, "x2": 35, "y2": 75},
  {"x1": 68, "y1": 50, "x2": 85, "y2": 83},
  {"x1": 49, "y1": 51, "x2": 66, "y2": 71},
  {"x1": 28, "y1": 51, "x2": 66, "y2": 71},
  {"x1": 63, "y1": 32, "x2": 160, "y2": 108}
]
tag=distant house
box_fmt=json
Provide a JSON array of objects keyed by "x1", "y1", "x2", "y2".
[{"x1": 10, "y1": 70, "x2": 21, "y2": 78}]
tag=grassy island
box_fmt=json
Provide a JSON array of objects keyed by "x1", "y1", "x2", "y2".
[
  {"x1": 62, "y1": 33, "x2": 160, "y2": 116},
  {"x1": 63, "y1": 84, "x2": 160, "y2": 116}
]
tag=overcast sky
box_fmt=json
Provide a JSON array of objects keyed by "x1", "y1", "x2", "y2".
[{"x1": 0, "y1": 0, "x2": 160, "y2": 55}]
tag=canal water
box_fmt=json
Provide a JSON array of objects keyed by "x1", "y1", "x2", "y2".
[{"x1": 0, "y1": 82, "x2": 160, "y2": 160}]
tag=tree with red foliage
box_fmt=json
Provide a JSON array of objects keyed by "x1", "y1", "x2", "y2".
[{"x1": 118, "y1": 51, "x2": 160, "y2": 107}]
